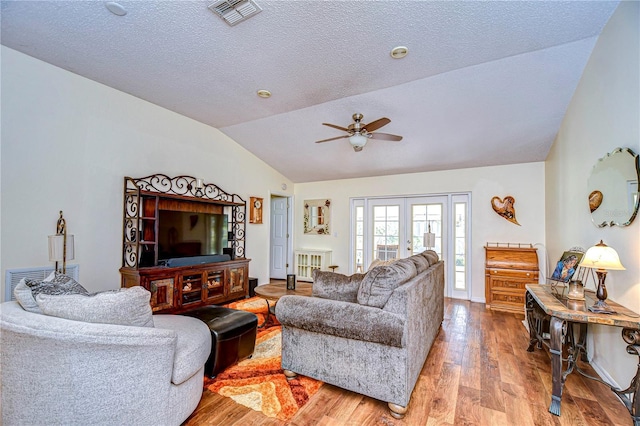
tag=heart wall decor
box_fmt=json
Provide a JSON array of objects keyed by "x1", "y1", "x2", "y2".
[{"x1": 491, "y1": 196, "x2": 520, "y2": 226}]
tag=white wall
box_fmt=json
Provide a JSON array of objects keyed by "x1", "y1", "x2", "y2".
[
  {"x1": 294, "y1": 162, "x2": 546, "y2": 303},
  {"x1": 546, "y1": 1, "x2": 640, "y2": 387},
  {"x1": 0, "y1": 47, "x2": 293, "y2": 298}
]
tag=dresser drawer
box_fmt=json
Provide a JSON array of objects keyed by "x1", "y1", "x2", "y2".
[
  {"x1": 491, "y1": 279, "x2": 527, "y2": 291},
  {"x1": 491, "y1": 291, "x2": 525, "y2": 306},
  {"x1": 487, "y1": 268, "x2": 537, "y2": 279}
]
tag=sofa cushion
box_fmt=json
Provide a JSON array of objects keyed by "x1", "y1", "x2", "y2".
[
  {"x1": 408, "y1": 253, "x2": 431, "y2": 274},
  {"x1": 367, "y1": 258, "x2": 397, "y2": 271},
  {"x1": 312, "y1": 270, "x2": 363, "y2": 303},
  {"x1": 422, "y1": 250, "x2": 439, "y2": 266},
  {"x1": 276, "y1": 295, "x2": 406, "y2": 347},
  {"x1": 13, "y1": 272, "x2": 89, "y2": 314},
  {"x1": 357, "y1": 258, "x2": 417, "y2": 308},
  {"x1": 36, "y1": 286, "x2": 154, "y2": 327}
]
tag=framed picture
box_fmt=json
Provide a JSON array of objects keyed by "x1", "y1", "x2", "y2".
[{"x1": 550, "y1": 250, "x2": 584, "y2": 283}]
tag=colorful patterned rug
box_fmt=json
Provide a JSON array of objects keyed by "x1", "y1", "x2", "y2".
[{"x1": 203, "y1": 297, "x2": 323, "y2": 421}]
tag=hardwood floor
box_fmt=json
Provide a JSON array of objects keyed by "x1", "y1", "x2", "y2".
[{"x1": 184, "y1": 298, "x2": 632, "y2": 425}]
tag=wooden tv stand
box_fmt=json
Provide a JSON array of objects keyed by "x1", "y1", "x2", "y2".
[{"x1": 120, "y1": 258, "x2": 250, "y2": 313}]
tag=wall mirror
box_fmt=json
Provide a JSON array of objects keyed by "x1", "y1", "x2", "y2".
[
  {"x1": 588, "y1": 147, "x2": 639, "y2": 227},
  {"x1": 304, "y1": 199, "x2": 331, "y2": 234}
]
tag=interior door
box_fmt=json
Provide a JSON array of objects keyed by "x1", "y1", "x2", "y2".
[{"x1": 270, "y1": 196, "x2": 288, "y2": 279}]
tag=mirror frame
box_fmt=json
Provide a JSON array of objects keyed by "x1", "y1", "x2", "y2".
[
  {"x1": 588, "y1": 147, "x2": 639, "y2": 228},
  {"x1": 303, "y1": 199, "x2": 331, "y2": 234}
]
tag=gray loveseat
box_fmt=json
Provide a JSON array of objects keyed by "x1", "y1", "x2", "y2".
[
  {"x1": 0, "y1": 285, "x2": 211, "y2": 426},
  {"x1": 275, "y1": 250, "x2": 444, "y2": 418}
]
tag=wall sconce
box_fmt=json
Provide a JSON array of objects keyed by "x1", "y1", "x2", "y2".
[
  {"x1": 423, "y1": 222, "x2": 436, "y2": 250},
  {"x1": 48, "y1": 211, "x2": 74, "y2": 275},
  {"x1": 579, "y1": 240, "x2": 626, "y2": 313}
]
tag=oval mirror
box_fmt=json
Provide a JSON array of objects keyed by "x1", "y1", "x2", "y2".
[{"x1": 587, "y1": 147, "x2": 639, "y2": 227}]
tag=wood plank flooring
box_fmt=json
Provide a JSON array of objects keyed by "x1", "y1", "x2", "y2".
[{"x1": 183, "y1": 298, "x2": 632, "y2": 425}]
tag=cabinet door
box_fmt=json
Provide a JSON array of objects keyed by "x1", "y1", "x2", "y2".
[
  {"x1": 147, "y1": 277, "x2": 174, "y2": 312},
  {"x1": 228, "y1": 266, "x2": 247, "y2": 298},
  {"x1": 204, "y1": 269, "x2": 225, "y2": 302},
  {"x1": 181, "y1": 272, "x2": 204, "y2": 306}
]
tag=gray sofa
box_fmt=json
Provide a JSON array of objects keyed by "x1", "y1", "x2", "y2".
[
  {"x1": 275, "y1": 250, "x2": 444, "y2": 418},
  {"x1": 0, "y1": 288, "x2": 211, "y2": 426}
]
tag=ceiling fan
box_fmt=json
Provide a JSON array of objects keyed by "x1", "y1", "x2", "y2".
[{"x1": 315, "y1": 113, "x2": 403, "y2": 152}]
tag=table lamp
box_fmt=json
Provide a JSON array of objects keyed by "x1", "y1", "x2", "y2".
[
  {"x1": 48, "y1": 211, "x2": 74, "y2": 274},
  {"x1": 579, "y1": 240, "x2": 625, "y2": 313}
]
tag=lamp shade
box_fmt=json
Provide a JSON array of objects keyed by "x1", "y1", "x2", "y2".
[
  {"x1": 423, "y1": 232, "x2": 436, "y2": 249},
  {"x1": 48, "y1": 234, "x2": 75, "y2": 262},
  {"x1": 579, "y1": 240, "x2": 625, "y2": 271},
  {"x1": 349, "y1": 133, "x2": 368, "y2": 148}
]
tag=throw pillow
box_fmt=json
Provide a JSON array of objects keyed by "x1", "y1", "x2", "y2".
[
  {"x1": 367, "y1": 258, "x2": 397, "y2": 271},
  {"x1": 36, "y1": 286, "x2": 154, "y2": 328},
  {"x1": 408, "y1": 253, "x2": 431, "y2": 274},
  {"x1": 312, "y1": 270, "x2": 364, "y2": 303},
  {"x1": 357, "y1": 258, "x2": 417, "y2": 308},
  {"x1": 13, "y1": 272, "x2": 89, "y2": 314},
  {"x1": 422, "y1": 250, "x2": 439, "y2": 266}
]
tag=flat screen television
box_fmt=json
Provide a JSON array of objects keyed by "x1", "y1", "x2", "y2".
[{"x1": 157, "y1": 210, "x2": 228, "y2": 261}]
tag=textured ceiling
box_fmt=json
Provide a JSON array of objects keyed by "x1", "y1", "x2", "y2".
[{"x1": 1, "y1": 1, "x2": 619, "y2": 182}]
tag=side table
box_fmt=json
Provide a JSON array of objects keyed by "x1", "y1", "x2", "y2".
[
  {"x1": 525, "y1": 284, "x2": 640, "y2": 425},
  {"x1": 254, "y1": 282, "x2": 313, "y2": 327}
]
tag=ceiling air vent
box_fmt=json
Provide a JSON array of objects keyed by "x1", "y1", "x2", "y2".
[{"x1": 208, "y1": 0, "x2": 262, "y2": 26}]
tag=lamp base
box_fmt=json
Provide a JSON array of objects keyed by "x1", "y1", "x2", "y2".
[{"x1": 588, "y1": 300, "x2": 616, "y2": 314}]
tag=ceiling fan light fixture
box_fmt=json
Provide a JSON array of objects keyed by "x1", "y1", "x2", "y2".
[{"x1": 349, "y1": 133, "x2": 368, "y2": 148}]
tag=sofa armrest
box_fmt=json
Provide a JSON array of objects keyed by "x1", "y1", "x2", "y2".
[
  {"x1": 311, "y1": 270, "x2": 364, "y2": 303},
  {"x1": 153, "y1": 314, "x2": 211, "y2": 385},
  {"x1": 275, "y1": 295, "x2": 405, "y2": 347}
]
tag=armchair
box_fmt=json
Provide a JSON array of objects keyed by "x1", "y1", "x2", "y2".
[{"x1": 0, "y1": 300, "x2": 211, "y2": 426}]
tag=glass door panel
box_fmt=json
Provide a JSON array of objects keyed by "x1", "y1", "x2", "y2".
[{"x1": 352, "y1": 193, "x2": 471, "y2": 300}]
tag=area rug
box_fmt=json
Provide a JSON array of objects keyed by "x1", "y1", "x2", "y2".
[{"x1": 203, "y1": 297, "x2": 323, "y2": 421}]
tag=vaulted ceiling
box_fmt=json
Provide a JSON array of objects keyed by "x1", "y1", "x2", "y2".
[{"x1": 1, "y1": 1, "x2": 619, "y2": 182}]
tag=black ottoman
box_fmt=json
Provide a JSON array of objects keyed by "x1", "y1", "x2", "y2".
[{"x1": 183, "y1": 306, "x2": 258, "y2": 378}]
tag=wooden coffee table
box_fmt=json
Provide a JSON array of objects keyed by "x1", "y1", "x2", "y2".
[{"x1": 254, "y1": 282, "x2": 313, "y2": 327}]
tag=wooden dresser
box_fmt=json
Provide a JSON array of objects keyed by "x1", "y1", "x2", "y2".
[{"x1": 485, "y1": 244, "x2": 539, "y2": 314}]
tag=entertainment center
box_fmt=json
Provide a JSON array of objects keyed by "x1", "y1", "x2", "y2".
[{"x1": 119, "y1": 174, "x2": 250, "y2": 313}]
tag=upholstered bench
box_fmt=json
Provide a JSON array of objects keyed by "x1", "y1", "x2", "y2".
[{"x1": 183, "y1": 305, "x2": 258, "y2": 377}]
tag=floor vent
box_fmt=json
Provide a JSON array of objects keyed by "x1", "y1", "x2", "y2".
[
  {"x1": 4, "y1": 265, "x2": 79, "y2": 302},
  {"x1": 208, "y1": 0, "x2": 262, "y2": 26}
]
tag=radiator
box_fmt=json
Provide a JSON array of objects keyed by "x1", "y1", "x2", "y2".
[{"x1": 4, "y1": 265, "x2": 80, "y2": 302}]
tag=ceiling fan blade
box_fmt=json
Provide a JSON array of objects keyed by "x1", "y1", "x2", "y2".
[
  {"x1": 370, "y1": 132, "x2": 403, "y2": 141},
  {"x1": 362, "y1": 117, "x2": 390, "y2": 132},
  {"x1": 322, "y1": 122, "x2": 350, "y2": 132},
  {"x1": 316, "y1": 135, "x2": 349, "y2": 143}
]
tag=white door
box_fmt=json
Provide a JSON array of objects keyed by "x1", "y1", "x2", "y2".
[{"x1": 270, "y1": 196, "x2": 288, "y2": 279}]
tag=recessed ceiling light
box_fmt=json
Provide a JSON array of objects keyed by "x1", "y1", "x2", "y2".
[
  {"x1": 390, "y1": 46, "x2": 409, "y2": 59},
  {"x1": 105, "y1": 2, "x2": 127, "y2": 16},
  {"x1": 257, "y1": 89, "x2": 271, "y2": 98}
]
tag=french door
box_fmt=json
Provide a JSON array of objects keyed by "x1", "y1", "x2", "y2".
[{"x1": 352, "y1": 194, "x2": 470, "y2": 300}]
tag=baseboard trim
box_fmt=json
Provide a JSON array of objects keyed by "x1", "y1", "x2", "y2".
[
  {"x1": 470, "y1": 297, "x2": 486, "y2": 304},
  {"x1": 589, "y1": 358, "x2": 621, "y2": 390}
]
